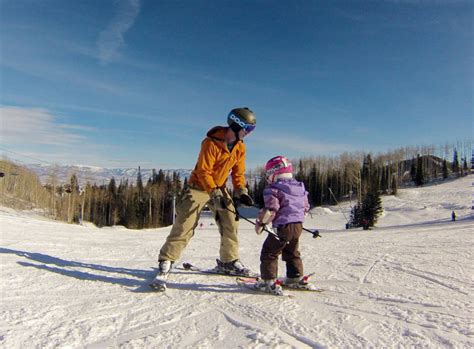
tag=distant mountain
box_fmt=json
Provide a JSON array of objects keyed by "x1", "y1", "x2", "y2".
[{"x1": 25, "y1": 164, "x2": 193, "y2": 186}]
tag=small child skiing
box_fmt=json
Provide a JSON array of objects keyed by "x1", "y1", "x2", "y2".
[{"x1": 254, "y1": 156, "x2": 310, "y2": 295}]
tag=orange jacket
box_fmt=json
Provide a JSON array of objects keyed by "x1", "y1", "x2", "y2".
[{"x1": 189, "y1": 126, "x2": 246, "y2": 193}]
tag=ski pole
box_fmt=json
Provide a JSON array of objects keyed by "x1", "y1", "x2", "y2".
[
  {"x1": 226, "y1": 206, "x2": 321, "y2": 239},
  {"x1": 234, "y1": 201, "x2": 322, "y2": 239},
  {"x1": 224, "y1": 206, "x2": 283, "y2": 241},
  {"x1": 304, "y1": 227, "x2": 321, "y2": 239}
]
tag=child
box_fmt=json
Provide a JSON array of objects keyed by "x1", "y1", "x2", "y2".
[{"x1": 254, "y1": 156, "x2": 310, "y2": 294}]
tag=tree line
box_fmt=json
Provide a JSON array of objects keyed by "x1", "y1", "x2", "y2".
[
  {"x1": 0, "y1": 140, "x2": 471, "y2": 230},
  {"x1": 0, "y1": 161, "x2": 183, "y2": 229},
  {"x1": 248, "y1": 143, "x2": 471, "y2": 228},
  {"x1": 54, "y1": 168, "x2": 184, "y2": 229}
]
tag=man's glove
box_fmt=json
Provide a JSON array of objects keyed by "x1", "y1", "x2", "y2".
[
  {"x1": 235, "y1": 187, "x2": 254, "y2": 207},
  {"x1": 210, "y1": 188, "x2": 226, "y2": 211}
]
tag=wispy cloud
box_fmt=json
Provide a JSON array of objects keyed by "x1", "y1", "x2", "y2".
[
  {"x1": 0, "y1": 105, "x2": 92, "y2": 147},
  {"x1": 0, "y1": 105, "x2": 124, "y2": 166},
  {"x1": 0, "y1": 105, "x2": 190, "y2": 168},
  {"x1": 97, "y1": 0, "x2": 141, "y2": 64},
  {"x1": 250, "y1": 131, "x2": 350, "y2": 157},
  {"x1": 2, "y1": 60, "x2": 133, "y2": 97}
]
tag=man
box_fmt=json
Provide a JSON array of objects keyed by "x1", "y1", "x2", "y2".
[{"x1": 151, "y1": 107, "x2": 256, "y2": 291}]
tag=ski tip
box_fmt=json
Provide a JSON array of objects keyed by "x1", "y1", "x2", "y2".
[
  {"x1": 149, "y1": 278, "x2": 168, "y2": 292},
  {"x1": 182, "y1": 262, "x2": 192, "y2": 270},
  {"x1": 149, "y1": 284, "x2": 167, "y2": 292}
]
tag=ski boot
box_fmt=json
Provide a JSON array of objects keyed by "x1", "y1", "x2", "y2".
[
  {"x1": 150, "y1": 260, "x2": 173, "y2": 291},
  {"x1": 254, "y1": 279, "x2": 285, "y2": 296},
  {"x1": 215, "y1": 259, "x2": 253, "y2": 277},
  {"x1": 282, "y1": 274, "x2": 318, "y2": 291}
]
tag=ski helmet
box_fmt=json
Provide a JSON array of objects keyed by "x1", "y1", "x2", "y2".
[
  {"x1": 265, "y1": 156, "x2": 293, "y2": 183},
  {"x1": 227, "y1": 107, "x2": 256, "y2": 134}
]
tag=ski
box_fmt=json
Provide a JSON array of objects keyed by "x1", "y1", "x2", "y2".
[
  {"x1": 237, "y1": 273, "x2": 324, "y2": 293},
  {"x1": 181, "y1": 261, "x2": 260, "y2": 278},
  {"x1": 281, "y1": 273, "x2": 324, "y2": 292},
  {"x1": 236, "y1": 277, "x2": 292, "y2": 297}
]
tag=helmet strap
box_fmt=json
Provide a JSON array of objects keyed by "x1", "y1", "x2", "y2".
[
  {"x1": 232, "y1": 128, "x2": 238, "y2": 141},
  {"x1": 229, "y1": 123, "x2": 242, "y2": 140}
]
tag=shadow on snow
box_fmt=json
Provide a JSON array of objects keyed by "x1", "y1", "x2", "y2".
[{"x1": 0, "y1": 247, "x2": 244, "y2": 294}]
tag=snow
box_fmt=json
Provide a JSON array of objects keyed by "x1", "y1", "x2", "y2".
[{"x1": 1, "y1": 175, "x2": 473, "y2": 348}]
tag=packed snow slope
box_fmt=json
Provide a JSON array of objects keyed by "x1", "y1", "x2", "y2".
[{"x1": 1, "y1": 175, "x2": 473, "y2": 348}]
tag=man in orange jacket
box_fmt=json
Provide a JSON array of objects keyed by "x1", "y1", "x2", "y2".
[{"x1": 152, "y1": 108, "x2": 257, "y2": 290}]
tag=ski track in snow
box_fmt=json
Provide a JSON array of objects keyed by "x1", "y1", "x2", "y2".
[{"x1": 0, "y1": 175, "x2": 473, "y2": 348}]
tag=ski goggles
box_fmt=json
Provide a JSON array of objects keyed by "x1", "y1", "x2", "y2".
[
  {"x1": 229, "y1": 112, "x2": 256, "y2": 133},
  {"x1": 242, "y1": 123, "x2": 256, "y2": 134}
]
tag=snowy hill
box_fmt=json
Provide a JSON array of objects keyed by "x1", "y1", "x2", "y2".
[{"x1": 0, "y1": 176, "x2": 472, "y2": 348}]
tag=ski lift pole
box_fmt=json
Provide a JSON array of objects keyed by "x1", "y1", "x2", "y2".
[
  {"x1": 328, "y1": 187, "x2": 349, "y2": 223},
  {"x1": 172, "y1": 192, "x2": 176, "y2": 225}
]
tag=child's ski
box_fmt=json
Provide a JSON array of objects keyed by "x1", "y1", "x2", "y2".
[
  {"x1": 237, "y1": 273, "x2": 324, "y2": 293},
  {"x1": 236, "y1": 277, "x2": 293, "y2": 297},
  {"x1": 281, "y1": 273, "x2": 324, "y2": 292}
]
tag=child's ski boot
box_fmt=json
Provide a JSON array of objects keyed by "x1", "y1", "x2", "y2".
[
  {"x1": 254, "y1": 279, "x2": 285, "y2": 296},
  {"x1": 282, "y1": 274, "x2": 319, "y2": 291}
]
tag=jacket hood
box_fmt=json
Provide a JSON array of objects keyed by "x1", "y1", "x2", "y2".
[
  {"x1": 271, "y1": 179, "x2": 306, "y2": 197},
  {"x1": 206, "y1": 126, "x2": 243, "y2": 150},
  {"x1": 206, "y1": 126, "x2": 227, "y2": 140}
]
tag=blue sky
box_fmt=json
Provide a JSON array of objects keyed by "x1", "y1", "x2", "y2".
[{"x1": 1, "y1": 0, "x2": 472, "y2": 169}]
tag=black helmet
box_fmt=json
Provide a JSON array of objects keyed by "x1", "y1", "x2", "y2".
[{"x1": 227, "y1": 107, "x2": 256, "y2": 133}]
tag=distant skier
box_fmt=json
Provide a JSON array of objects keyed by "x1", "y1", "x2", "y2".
[
  {"x1": 361, "y1": 218, "x2": 370, "y2": 230},
  {"x1": 151, "y1": 108, "x2": 257, "y2": 291},
  {"x1": 451, "y1": 211, "x2": 456, "y2": 222},
  {"x1": 254, "y1": 156, "x2": 311, "y2": 295}
]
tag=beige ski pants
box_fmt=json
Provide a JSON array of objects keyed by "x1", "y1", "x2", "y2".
[{"x1": 159, "y1": 186, "x2": 240, "y2": 263}]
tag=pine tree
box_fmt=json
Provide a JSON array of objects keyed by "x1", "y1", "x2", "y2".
[
  {"x1": 415, "y1": 155, "x2": 424, "y2": 186},
  {"x1": 361, "y1": 154, "x2": 373, "y2": 194},
  {"x1": 452, "y1": 148, "x2": 460, "y2": 176},
  {"x1": 253, "y1": 171, "x2": 267, "y2": 208},
  {"x1": 107, "y1": 177, "x2": 118, "y2": 225},
  {"x1": 462, "y1": 158, "x2": 468, "y2": 176},
  {"x1": 295, "y1": 159, "x2": 305, "y2": 182},
  {"x1": 361, "y1": 191, "x2": 383, "y2": 227},
  {"x1": 410, "y1": 161, "x2": 416, "y2": 183},
  {"x1": 150, "y1": 169, "x2": 159, "y2": 184},
  {"x1": 442, "y1": 159, "x2": 449, "y2": 179},
  {"x1": 349, "y1": 203, "x2": 362, "y2": 228},
  {"x1": 67, "y1": 174, "x2": 80, "y2": 223},
  {"x1": 391, "y1": 175, "x2": 397, "y2": 195},
  {"x1": 308, "y1": 165, "x2": 319, "y2": 207},
  {"x1": 136, "y1": 166, "x2": 143, "y2": 193},
  {"x1": 381, "y1": 166, "x2": 387, "y2": 194}
]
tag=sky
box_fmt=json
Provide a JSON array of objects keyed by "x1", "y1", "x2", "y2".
[{"x1": 0, "y1": 0, "x2": 472, "y2": 170}]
